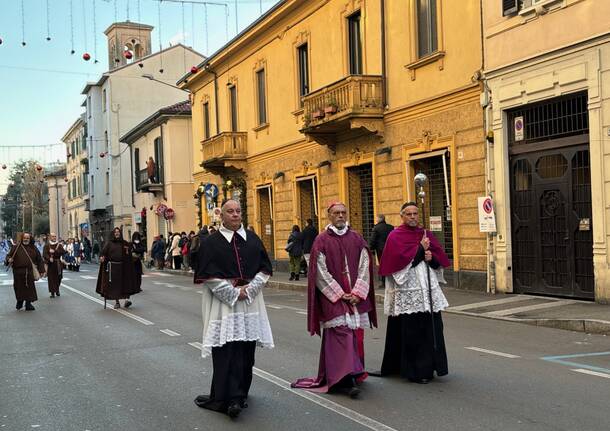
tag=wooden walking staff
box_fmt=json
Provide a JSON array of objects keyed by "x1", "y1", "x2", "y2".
[{"x1": 414, "y1": 172, "x2": 437, "y2": 351}]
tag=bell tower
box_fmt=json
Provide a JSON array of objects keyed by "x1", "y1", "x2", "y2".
[{"x1": 104, "y1": 21, "x2": 154, "y2": 70}]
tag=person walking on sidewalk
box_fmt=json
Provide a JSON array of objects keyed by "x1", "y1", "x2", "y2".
[
  {"x1": 194, "y1": 199, "x2": 274, "y2": 419},
  {"x1": 5, "y1": 232, "x2": 46, "y2": 311},
  {"x1": 42, "y1": 233, "x2": 65, "y2": 298},
  {"x1": 376, "y1": 202, "x2": 450, "y2": 384},
  {"x1": 96, "y1": 227, "x2": 141, "y2": 309},
  {"x1": 152, "y1": 235, "x2": 166, "y2": 270},
  {"x1": 292, "y1": 202, "x2": 377, "y2": 398},
  {"x1": 170, "y1": 233, "x2": 182, "y2": 270},
  {"x1": 286, "y1": 225, "x2": 303, "y2": 281},
  {"x1": 301, "y1": 218, "x2": 318, "y2": 269}
]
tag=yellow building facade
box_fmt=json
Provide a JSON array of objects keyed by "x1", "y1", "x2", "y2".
[
  {"x1": 484, "y1": 0, "x2": 610, "y2": 302},
  {"x1": 61, "y1": 114, "x2": 89, "y2": 240},
  {"x1": 183, "y1": 0, "x2": 487, "y2": 288},
  {"x1": 120, "y1": 101, "x2": 196, "y2": 252}
]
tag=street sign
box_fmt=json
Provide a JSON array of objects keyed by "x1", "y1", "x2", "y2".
[
  {"x1": 478, "y1": 196, "x2": 497, "y2": 233},
  {"x1": 514, "y1": 116, "x2": 524, "y2": 141},
  {"x1": 204, "y1": 183, "x2": 219, "y2": 199},
  {"x1": 429, "y1": 216, "x2": 443, "y2": 232}
]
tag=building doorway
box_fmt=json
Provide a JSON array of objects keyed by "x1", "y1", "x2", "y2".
[
  {"x1": 257, "y1": 186, "x2": 274, "y2": 259},
  {"x1": 508, "y1": 92, "x2": 593, "y2": 299},
  {"x1": 297, "y1": 176, "x2": 319, "y2": 230},
  {"x1": 410, "y1": 151, "x2": 454, "y2": 261},
  {"x1": 346, "y1": 163, "x2": 374, "y2": 242}
]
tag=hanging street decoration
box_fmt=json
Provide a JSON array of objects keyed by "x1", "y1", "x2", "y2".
[
  {"x1": 83, "y1": 53, "x2": 91, "y2": 61},
  {"x1": 124, "y1": 50, "x2": 133, "y2": 60},
  {"x1": 191, "y1": 66, "x2": 199, "y2": 74}
]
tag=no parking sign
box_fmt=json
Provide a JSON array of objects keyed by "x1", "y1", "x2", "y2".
[{"x1": 478, "y1": 196, "x2": 497, "y2": 233}]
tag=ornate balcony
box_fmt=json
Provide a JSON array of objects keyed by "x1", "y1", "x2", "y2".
[
  {"x1": 201, "y1": 132, "x2": 248, "y2": 175},
  {"x1": 300, "y1": 75, "x2": 384, "y2": 149}
]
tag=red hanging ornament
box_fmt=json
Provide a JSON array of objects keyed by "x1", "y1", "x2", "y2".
[
  {"x1": 83, "y1": 53, "x2": 91, "y2": 61},
  {"x1": 99, "y1": 152, "x2": 106, "y2": 158},
  {"x1": 190, "y1": 66, "x2": 199, "y2": 74},
  {"x1": 67, "y1": 153, "x2": 72, "y2": 158},
  {"x1": 1, "y1": 164, "x2": 6, "y2": 169},
  {"x1": 124, "y1": 50, "x2": 133, "y2": 60},
  {"x1": 36, "y1": 165, "x2": 43, "y2": 172},
  {"x1": 64, "y1": 178, "x2": 68, "y2": 182}
]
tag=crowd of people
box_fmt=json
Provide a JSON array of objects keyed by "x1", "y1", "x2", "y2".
[{"x1": 3, "y1": 198, "x2": 450, "y2": 422}]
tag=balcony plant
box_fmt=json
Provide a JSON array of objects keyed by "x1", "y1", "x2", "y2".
[
  {"x1": 324, "y1": 99, "x2": 338, "y2": 115},
  {"x1": 312, "y1": 108, "x2": 325, "y2": 120},
  {"x1": 303, "y1": 113, "x2": 312, "y2": 127}
]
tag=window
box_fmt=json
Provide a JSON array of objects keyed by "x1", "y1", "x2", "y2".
[
  {"x1": 417, "y1": 0, "x2": 438, "y2": 58},
  {"x1": 229, "y1": 85, "x2": 238, "y2": 132},
  {"x1": 203, "y1": 102, "x2": 210, "y2": 140},
  {"x1": 348, "y1": 11, "x2": 362, "y2": 75},
  {"x1": 154, "y1": 137, "x2": 163, "y2": 184},
  {"x1": 105, "y1": 172, "x2": 110, "y2": 195},
  {"x1": 134, "y1": 148, "x2": 140, "y2": 190},
  {"x1": 87, "y1": 96, "x2": 91, "y2": 118},
  {"x1": 104, "y1": 131, "x2": 109, "y2": 152},
  {"x1": 82, "y1": 173, "x2": 88, "y2": 194},
  {"x1": 90, "y1": 175, "x2": 94, "y2": 197},
  {"x1": 256, "y1": 69, "x2": 267, "y2": 125},
  {"x1": 297, "y1": 44, "x2": 309, "y2": 104},
  {"x1": 102, "y1": 89, "x2": 107, "y2": 112}
]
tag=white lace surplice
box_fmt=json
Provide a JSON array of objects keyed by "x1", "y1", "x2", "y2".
[
  {"x1": 200, "y1": 272, "x2": 274, "y2": 358},
  {"x1": 316, "y1": 249, "x2": 371, "y2": 329},
  {"x1": 384, "y1": 261, "x2": 449, "y2": 317}
]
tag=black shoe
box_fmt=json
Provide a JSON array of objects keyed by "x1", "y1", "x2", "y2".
[
  {"x1": 25, "y1": 302, "x2": 35, "y2": 311},
  {"x1": 227, "y1": 402, "x2": 241, "y2": 419},
  {"x1": 124, "y1": 300, "x2": 132, "y2": 309},
  {"x1": 367, "y1": 370, "x2": 383, "y2": 377},
  {"x1": 289, "y1": 272, "x2": 295, "y2": 281},
  {"x1": 294, "y1": 274, "x2": 300, "y2": 281},
  {"x1": 345, "y1": 386, "x2": 360, "y2": 398},
  {"x1": 50, "y1": 293, "x2": 55, "y2": 298},
  {"x1": 194, "y1": 395, "x2": 210, "y2": 408},
  {"x1": 16, "y1": 301, "x2": 23, "y2": 310},
  {"x1": 411, "y1": 378, "x2": 430, "y2": 384},
  {"x1": 239, "y1": 398, "x2": 248, "y2": 409},
  {"x1": 56, "y1": 292, "x2": 60, "y2": 297}
]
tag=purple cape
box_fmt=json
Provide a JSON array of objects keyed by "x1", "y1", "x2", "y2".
[
  {"x1": 306, "y1": 228, "x2": 378, "y2": 336},
  {"x1": 378, "y1": 224, "x2": 450, "y2": 276}
]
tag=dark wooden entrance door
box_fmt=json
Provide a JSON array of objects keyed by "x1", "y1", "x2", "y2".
[
  {"x1": 510, "y1": 145, "x2": 593, "y2": 299},
  {"x1": 257, "y1": 187, "x2": 274, "y2": 260}
]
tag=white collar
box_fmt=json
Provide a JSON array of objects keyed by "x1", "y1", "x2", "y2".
[
  {"x1": 326, "y1": 223, "x2": 349, "y2": 236},
  {"x1": 219, "y1": 224, "x2": 247, "y2": 243}
]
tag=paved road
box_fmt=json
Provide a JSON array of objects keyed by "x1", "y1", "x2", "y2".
[{"x1": 1, "y1": 264, "x2": 609, "y2": 431}]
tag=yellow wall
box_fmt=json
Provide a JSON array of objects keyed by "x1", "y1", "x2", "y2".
[{"x1": 185, "y1": 0, "x2": 487, "y2": 285}]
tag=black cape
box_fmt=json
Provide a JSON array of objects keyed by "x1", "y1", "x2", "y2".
[{"x1": 195, "y1": 229, "x2": 273, "y2": 283}]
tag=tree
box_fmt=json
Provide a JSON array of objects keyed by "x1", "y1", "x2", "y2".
[{"x1": 1, "y1": 160, "x2": 49, "y2": 238}]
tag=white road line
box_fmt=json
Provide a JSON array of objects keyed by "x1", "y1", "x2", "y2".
[
  {"x1": 60, "y1": 283, "x2": 154, "y2": 326},
  {"x1": 187, "y1": 342, "x2": 398, "y2": 431},
  {"x1": 571, "y1": 369, "x2": 610, "y2": 379},
  {"x1": 465, "y1": 347, "x2": 521, "y2": 359},
  {"x1": 0, "y1": 280, "x2": 12, "y2": 285},
  {"x1": 448, "y1": 295, "x2": 529, "y2": 311},
  {"x1": 160, "y1": 329, "x2": 181, "y2": 337},
  {"x1": 484, "y1": 300, "x2": 572, "y2": 317},
  {"x1": 79, "y1": 275, "x2": 97, "y2": 280},
  {"x1": 266, "y1": 305, "x2": 283, "y2": 309},
  {"x1": 266, "y1": 302, "x2": 305, "y2": 313},
  {"x1": 0, "y1": 273, "x2": 7, "y2": 276},
  {"x1": 195, "y1": 291, "x2": 203, "y2": 295},
  {"x1": 296, "y1": 311, "x2": 308, "y2": 315}
]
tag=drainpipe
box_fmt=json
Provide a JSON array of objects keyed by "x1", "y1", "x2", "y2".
[
  {"x1": 380, "y1": 0, "x2": 387, "y2": 108},
  {"x1": 129, "y1": 144, "x2": 135, "y2": 208}
]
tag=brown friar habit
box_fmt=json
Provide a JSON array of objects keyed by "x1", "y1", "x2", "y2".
[
  {"x1": 43, "y1": 243, "x2": 65, "y2": 294},
  {"x1": 7, "y1": 242, "x2": 45, "y2": 302},
  {"x1": 96, "y1": 238, "x2": 141, "y2": 300}
]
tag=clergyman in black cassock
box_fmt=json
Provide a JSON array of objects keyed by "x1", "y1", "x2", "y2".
[{"x1": 194, "y1": 199, "x2": 274, "y2": 419}]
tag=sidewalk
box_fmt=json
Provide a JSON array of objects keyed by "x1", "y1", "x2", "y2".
[{"x1": 152, "y1": 267, "x2": 610, "y2": 336}]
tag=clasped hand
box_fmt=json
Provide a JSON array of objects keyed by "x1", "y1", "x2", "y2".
[
  {"x1": 342, "y1": 293, "x2": 360, "y2": 305},
  {"x1": 237, "y1": 285, "x2": 249, "y2": 301}
]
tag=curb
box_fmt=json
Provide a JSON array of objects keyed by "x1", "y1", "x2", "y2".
[{"x1": 267, "y1": 280, "x2": 610, "y2": 336}]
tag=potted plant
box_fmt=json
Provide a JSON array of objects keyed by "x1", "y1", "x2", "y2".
[
  {"x1": 324, "y1": 99, "x2": 338, "y2": 115},
  {"x1": 312, "y1": 108, "x2": 325, "y2": 120},
  {"x1": 303, "y1": 113, "x2": 312, "y2": 127}
]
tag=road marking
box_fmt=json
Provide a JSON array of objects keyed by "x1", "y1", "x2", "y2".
[
  {"x1": 484, "y1": 300, "x2": 572, "y2": 317},
  {"x1": 60, "y1": 283, "x2": 154, "y2": 326},
  {"x1": 465, "y1": 347, "x2": 521, "y2": 359},
  {"x1": 0, "y1": 280, "x2": 11, "y2": 286},
  {"x1": 188, "y1": 342, "x2": 398, "y2": 431},
  {"x1": 160, "y1": 329, "x2": 181, "y2": 337},
  {"x1": 0, "y1": 273, "x2": 7, "y2": 276},
  {"x1": 195, "y1": 291, "x2": 203, "y2": 295},
  {"x1": 79, "y1": 275, "x2": 97, "y2": 280},
  {"x1": 541, "y1": 351, "x2": 610, "y2": 374},
  {"x1": 296, "y1": 311, "x2": 308, "y2": 315},
  {"x1": 571, "y1": 369, "x2": 610, "y2": 379},
  {"x1": 150, "y1": 272, "x2": 172, "y2": 277},
  {"x1": 266, "y1": 302, "x2": 305, "y2": 313},
  {"x1": 266, "y1": 304, "x2": 283, "y2": 309},
  {"x1": 448, "y1": 295, "x2": 529, "y2": 311}
]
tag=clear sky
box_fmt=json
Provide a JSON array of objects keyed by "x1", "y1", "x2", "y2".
[{"x1": 0, "y1": 0, "x2": 278, "y2": 192}]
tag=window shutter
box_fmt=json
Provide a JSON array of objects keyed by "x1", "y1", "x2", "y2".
[{"x1": 502, "y1": 0, "x2": 519, "y2": 16}]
